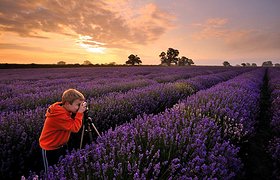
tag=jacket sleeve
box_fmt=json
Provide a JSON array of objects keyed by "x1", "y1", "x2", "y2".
[{"x1": 55, "y1": 112, "x2": 83, "y2": 133}]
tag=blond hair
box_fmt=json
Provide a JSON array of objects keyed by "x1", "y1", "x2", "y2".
[{"x1": 62, "y1": 89, "x2": 85, "y2": 104}]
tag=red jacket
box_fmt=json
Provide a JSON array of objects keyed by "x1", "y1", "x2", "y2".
[{"x1": 39, "y1": 102, "x2": 83, "y2": 150}]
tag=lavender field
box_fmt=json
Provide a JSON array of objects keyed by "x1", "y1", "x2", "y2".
[{"x1": 0, "y1": 66, "x2": 279, "y2": 179}]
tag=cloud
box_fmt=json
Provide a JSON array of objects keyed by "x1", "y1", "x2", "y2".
[
  {"x1": 127, "y1": 3, "x2": 175, "y2": 43},
  {"x1": 0, "y1": 43, "x2": 49, "y2": 51},
  {"x1": 76, "y1": 35, "x2": 106, "y2": 53},
  {"x1": 192, "y1": 17, "x2": 280, "y2": 53},
  {"x1": 0, "y1": 42, "x2": 75, "y2": 54},
  {"x1": 192, "y1": 18, "x2": 229, "y2": 40},
  {"x1": 0, "y1": 0, "x2": 174, "y2": 49}
]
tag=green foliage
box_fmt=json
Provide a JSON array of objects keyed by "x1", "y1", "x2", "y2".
[
  {"x1": 126, "y1": 54, "x2": 142, "y2": 65},
  {"x1": 160, "y1": 48, "x2": 194, "y2": 66},
  {"x1": 223, "y1": 61, "x2": 231, "y2": 67}
]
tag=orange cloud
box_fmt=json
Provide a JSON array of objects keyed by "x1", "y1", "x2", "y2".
[
  {"x1": 0, "y1": 0, "x2": 174, "y2": 49},
  {"x1": 130, "y1": 3, "x2": 176, "y2": 43},
  {"x1": 191, "y1": 18, "x2": 229, "y2": 40}
]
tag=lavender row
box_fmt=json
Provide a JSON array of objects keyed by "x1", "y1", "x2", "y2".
[
  {"x1": 87, "y1": 68, "x2": 248, "y2": 133},
  {"x1": 0, "y1": 66, "x2": 222, "y2": 96},
  {"x1": 0, "y1": 79, "x2": 157, "y2": 112},
  {"x1": 268, "y1": 68, "x2": 280, "y2": 132},
  {"x1": 0, "y1": 68, "x2": 248, "y2": 179},
  {"x1": 0, "y1": 66, "x2": 174, "y2": 82},
  {"x1": 0, "y1": 66, "x2": 226, "y2": 112},
  {"x1": 176, "y1": 69, "x2": 248, "y2": 91},
  {"x1": 267, "y1": 68, "x2": 280, "y2": 179},
  {"x1": 177, "y1": 68, "x2": 265, "y2": 143},
  {"x1": 29, "y1": 107, "x2": 242, "y2": 179},
  {"x1": 148, "y1": 66, "x2": 227, "y2": 83}
]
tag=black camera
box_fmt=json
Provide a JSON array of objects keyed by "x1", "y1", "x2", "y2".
[{"x1": 83, "y1": 102, "x2": 89, "y2": 121}]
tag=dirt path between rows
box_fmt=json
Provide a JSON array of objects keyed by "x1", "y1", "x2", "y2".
[{"x1": 239, "y1": 69, "x2": 273, "y2": 180}]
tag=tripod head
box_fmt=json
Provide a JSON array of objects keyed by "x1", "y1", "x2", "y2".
[{"x1": 82, "y1": 102, "x2": 96, "y2": 125}]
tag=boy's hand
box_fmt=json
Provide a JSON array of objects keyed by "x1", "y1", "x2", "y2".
[{"x1": 78, "y1": 102, "x2": 87, "y2": 113}]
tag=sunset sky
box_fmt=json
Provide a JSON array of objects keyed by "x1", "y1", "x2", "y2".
[{"x1": 0, "y1": 0, "x2": 279, "y2": 66}]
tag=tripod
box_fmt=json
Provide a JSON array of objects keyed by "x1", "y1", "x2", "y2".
[{"x1": 80, "y1": 107, "x2": 101, "y2": 149}]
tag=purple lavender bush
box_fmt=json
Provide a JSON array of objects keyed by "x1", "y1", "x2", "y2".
[
  {"x1": 0, "y1": 66, "x2": 227, "y2": 112},
  {"x1": 178, "y1": 68, "x2": 265, "y2": 143},
  {"x1": 88, "y1": 68, "x2": 248, "y2": 133},
  {"x1": 23, "y1": 68, "x2": 259, "y2": 179},
  {"x1": 0, "y1": 78, "x2": 157, "y2": 112},
  {"x1": 0, "y1": 107, "x2": 46, "y2": 179},
  {"x1": 267, "y1": 68, "x2": 280, "y2": 179},
  {"x1": 90, "y1": 82, "x2": 195, "y2": 132},
  {"x1": 267, "y1": 137, "x2": 280, "y2": 179},
  {"x1": 178, "y1": 68, "x2": 248, "y2": 91},
  {"x1": 29, "y1": 108, "x2": 242, "y2": 179},
  {"x1": 268, "y1": 68, "x2": 280, "y2": 132},
  {"x1": 1, "y1": 66, "x2": 249, "y2": 179}
]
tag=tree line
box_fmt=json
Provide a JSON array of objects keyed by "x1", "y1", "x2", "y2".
[
  {"x1": 223, "y1": 60, "x2": 280, "y2": 67},
  {"x1": 125, "y1": 48, "x2": 194, "y2": 66}
]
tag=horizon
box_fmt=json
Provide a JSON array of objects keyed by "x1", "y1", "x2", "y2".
[{"x1": 0, "y1": 0, "x2": 280, "y2": 66}]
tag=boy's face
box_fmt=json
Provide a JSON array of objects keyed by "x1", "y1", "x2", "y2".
[{"x1": 64, "y1": 99, "x2": 83, "y2": 113}]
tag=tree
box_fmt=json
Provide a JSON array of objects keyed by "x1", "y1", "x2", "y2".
[
  {"x1": 241, "y1": 63, "x2": 246, "y2": 67},
  {"x1": 109, "y1": 62, "x2": 117, "y2": 66},
  {"x1": 252, "y1": 63, "x2": 257, "y2": 67},
  {"x1": 57, "y1": 61, "x2": 66, "y2": 65},
  {"x1": 126, "y1": 54, "x2": 142, "y2": 65},
  {"x1": 160, "y1": 48, "x2": 179, "y2": 66},
  {"x1": 262, "y1": 61, "x2": 273, "y2": 67},
  {"x1": 223, "y1": 61, "x2": 231, "y2": 67},
  {"x1": 275, "y1": 63, "x2": 280, "y2": 67},
  {"x1": 189, "y1": 59, "x2": 194, "y2": 66},
  {"x1": 178, "y1": 56, "x2": 188, "y2": 66},
  {"x1": 160, "y1": 48, "x2": 194, "y2": 66},
  {"x1": 83, "y1": 60, "x2": 93, "y2": 65},
  {"x1": 186, "y1": 58, "x2": 194, "y2": 66},
  {"x1": 167, "y1": 48, "x2": 179, "y2": 65},
  {"x1": 159, "y1": 52, "x2": 167, "y2": 65}
]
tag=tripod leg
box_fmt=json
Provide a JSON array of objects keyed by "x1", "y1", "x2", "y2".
[
  {"x1": 91, "y1": 122, "x2": 101, "y2": 137},
  {"x1": 87, "y1": 122, "x2": 93, "y2": 142},
  {"x1": 80, "y1": 124, "x2": 85, "y2": 149}
]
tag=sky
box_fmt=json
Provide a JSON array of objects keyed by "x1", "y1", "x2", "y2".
[{"x1": 0, "y1": 0, "x2": 279, "y2": 66}]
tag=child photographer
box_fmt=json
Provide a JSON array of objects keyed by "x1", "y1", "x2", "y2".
[{"x1": 39, "y1": 88, "x2": 87, "y2": 172}]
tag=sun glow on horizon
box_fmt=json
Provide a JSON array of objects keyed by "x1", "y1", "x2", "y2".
[{"x1": 77, "y1": 35, "x2": 106, "y2": 54}]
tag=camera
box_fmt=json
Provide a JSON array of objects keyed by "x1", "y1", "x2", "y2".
[{"x1": 82, "y1": 102, "x2": 89, "y2": 121}]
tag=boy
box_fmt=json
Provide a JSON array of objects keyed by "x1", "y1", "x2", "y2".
[{"x1": 39, "y1": 88, "x2": 87, "y2": 172}]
